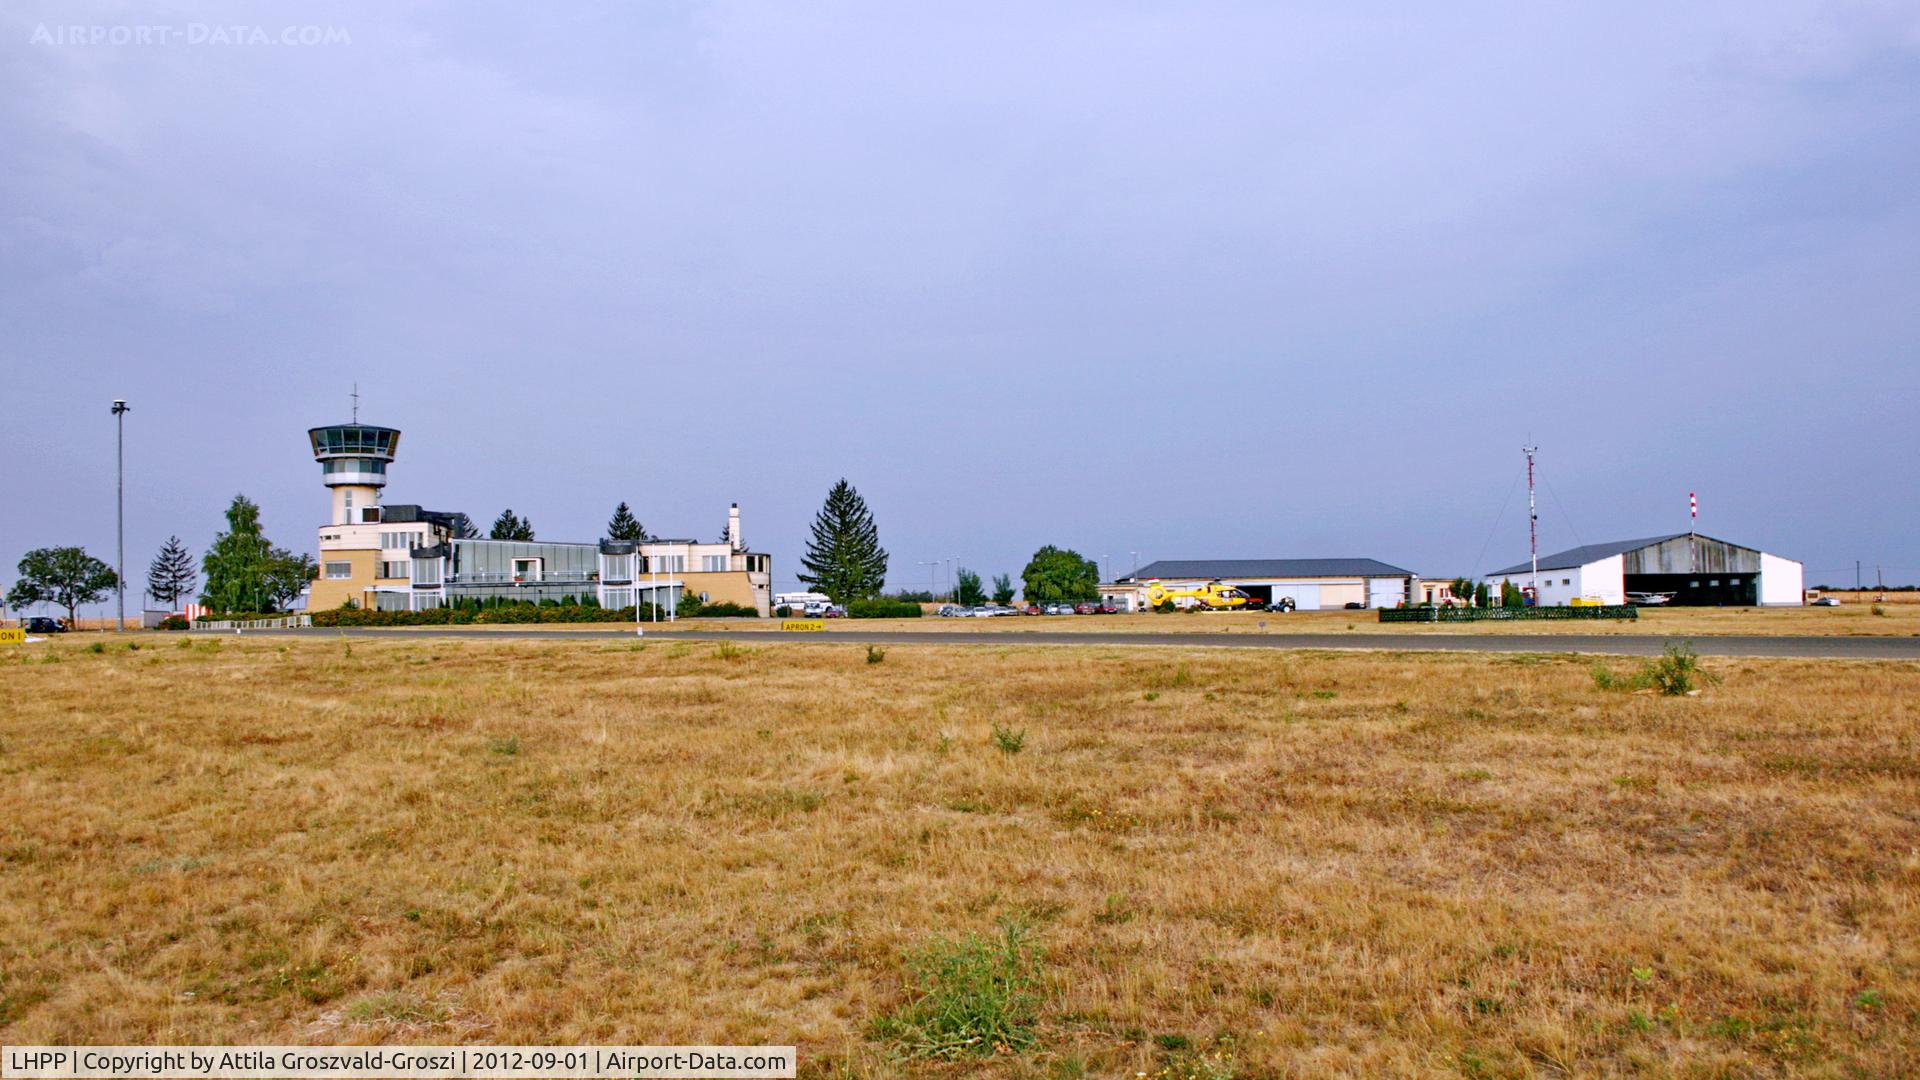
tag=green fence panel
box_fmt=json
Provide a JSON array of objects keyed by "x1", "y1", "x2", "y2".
[{"x1": 1380, "y1": 605, "x2": 1638, "y2": 623}]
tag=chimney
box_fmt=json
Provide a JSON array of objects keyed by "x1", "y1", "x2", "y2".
[{"x1": 727, "y1": 502, "x2": 741, "y2": 550}]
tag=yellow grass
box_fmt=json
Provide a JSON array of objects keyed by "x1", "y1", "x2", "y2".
[
  {"x1": 674, "y1": 603, "x2": 1920, "y2": 637},
  {"x1": 1, "y1": 637, "x2": 1916, "y2": 1078}
]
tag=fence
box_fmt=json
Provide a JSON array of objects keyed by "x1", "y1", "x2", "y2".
[
  {"x1": 192, "y1": 614, "x2": 313, "y2": 631},
  {"x1": 1380, "y1": 605, "x2": 1638, "y2": 623}
]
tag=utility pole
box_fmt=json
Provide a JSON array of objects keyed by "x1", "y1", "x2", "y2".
[
  {"x1": 112, "y1": 399, "x2": 130, "y2": 631},
  {"x1": 1523, "y1": 445, "x2": 1538, "y2": 601}
]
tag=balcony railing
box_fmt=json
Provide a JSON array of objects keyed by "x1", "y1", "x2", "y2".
[{"x1": 446, "y1": 571, "x2": 600, "y2": 585}]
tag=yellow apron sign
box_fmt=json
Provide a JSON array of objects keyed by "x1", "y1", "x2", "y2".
[
  {"x1": 0, "y1": 628, "x2": 26, "y2": 644},
  {"x1": 781, "y1": 620, "x2": 826, "y2": 632}
]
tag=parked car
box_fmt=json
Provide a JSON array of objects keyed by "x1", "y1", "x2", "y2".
[
  {"x1": 24, "y1": 616, "x2": 66, "y2": 634},
  {"x1": 821, "y1": 605, "x2": 847, "y2": 618},
  {"x1": 1811, "y1": 596, "x2": 1842, "y2": 607},
  {"x1": 1343, "y1": 602, "x2": 1364, "y2": 610},
  {"x1": 937, "y1": 604, "x2": 961, "y2": 617},
  {"x1": 1096, "y1": 602, "x2": 1118, "y2": 614},
  {"x1": 1024, "y1": 604, "x2": 1043, "y2": 616},
  {"x1": 1073, "y1": 602, "x2": 1097, "y2": 615},
  {"x1": 1044, "y1": 603, "x2": 1069, "y2": 615},
  {"x1": 1264, "y1": 597, "x2": 1297, "y2": 613}
]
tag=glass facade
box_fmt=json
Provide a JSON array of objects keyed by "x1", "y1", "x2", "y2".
[
  {"x1": 309, "y1": 426, "x2": 400, "y2": 458},
  {"x1": 323, "y1": 458, "x2": 387, "y2": 475}
]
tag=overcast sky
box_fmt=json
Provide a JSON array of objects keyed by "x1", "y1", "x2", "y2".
[{"x1": 4, "y1": 2, "x2": 1917, "y2": 612}]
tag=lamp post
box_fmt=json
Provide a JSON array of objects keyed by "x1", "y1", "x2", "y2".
[
  {"x1": 917, "y1": 559, "x2": 939, "y2": 602},
  {"x1": 112, "y1": 399, "x2": 130, "y2": 632},
  {"x1": 950, "y1": 555, "x2": 960, "y2": 603}
]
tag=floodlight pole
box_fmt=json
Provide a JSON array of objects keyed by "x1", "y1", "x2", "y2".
[
  {"x1": 112, "y1": 399, "x2": 130, "y2": 631},
  {"x1": 1523, "y1": 445, "x2": 1538, "y2": 601}
]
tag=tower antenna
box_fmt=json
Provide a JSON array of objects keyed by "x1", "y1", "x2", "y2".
[
  {"x1": 1523, "y1": 445, "x2": 1538, "y2": 600},
  {"x1": 351, "y1": 383, "x2": 360, "y2": 423}
]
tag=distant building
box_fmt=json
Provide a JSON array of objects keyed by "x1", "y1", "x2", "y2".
[
  {"x1": 304, "y1": 421, "x2": 772, "y2": 615},
  {"x1": 1104, "y1": 558, "x2": 1419, "y2": 611},
  {"x1": 1485, "y1": 533, "x2": 1803, "y2": 607}
]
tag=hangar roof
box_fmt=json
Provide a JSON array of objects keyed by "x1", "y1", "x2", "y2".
[
  {"x1": 1126, "y1": 558, "x2": 1415, "y2": 582},
  {"x1": 1488, "y1": 533, "x2": 1710, "y2": 576}
]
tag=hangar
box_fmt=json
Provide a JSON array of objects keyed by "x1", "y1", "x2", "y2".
[
  {"x1": 1106, "y1": 558, "x2": 1418, "y2": 611},
  {"x1": 1485, "y1": 533, "x2": 1803, "y2": 607}
]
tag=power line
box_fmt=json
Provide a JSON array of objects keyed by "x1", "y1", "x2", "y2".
[
  {"x1": 1542, "y1": 475, "x2": 1585, "y2": 550},
  {"x1": 1470, "y1": 463, "x2": 1525, "y2": 578}
]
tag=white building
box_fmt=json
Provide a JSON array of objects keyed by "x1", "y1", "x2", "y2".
[{"x1": 1485, "y1": 533, "x2": 1803, "y2": 607}]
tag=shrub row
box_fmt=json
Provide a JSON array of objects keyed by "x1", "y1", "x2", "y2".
[
  {"x1": 312, "y1": 604, "x2": 647, "y2": 627},
  {"x1": 847, "y1": 599, "x2": 924, "y2": 619}
]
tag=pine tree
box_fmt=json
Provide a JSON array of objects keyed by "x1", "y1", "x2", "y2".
[
  {"x1": 797, "y1": 479, "x2": 888, "y2": 603},
  {"x1": 490, "y1": 509, "x2": 535, "y2": 541},
  {"x1": 607, "y1": 502, "x2": 645, "y2": 541},
  {"x1": 202, "y1": 494, "x2": 276, "y2": 614},
  {"x1": 451, "y1": 513, "x2": 481, "y2": 540},
  {"x1": 146, "y1": 535, "x2": 197, "y2": 609}
]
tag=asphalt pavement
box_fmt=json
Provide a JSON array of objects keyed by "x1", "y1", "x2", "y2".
[{"x1": 217, "y1": 626, "x2": 1920, "y2": 659}]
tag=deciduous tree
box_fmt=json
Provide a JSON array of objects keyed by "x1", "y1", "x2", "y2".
[
  {"x1": 1020, "y1": 546, "x2": 1101, "y2": 604},
  {"x1": 7, "y1": 547, "x2": 118, "y2": 626}
]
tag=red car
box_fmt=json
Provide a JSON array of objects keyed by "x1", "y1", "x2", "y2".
[
  {"x1": 1073, "y1": 602, "x2": 1098, "y2": 615},
  {"x1": 1024, "y1": 604, "x2": 1043, "y2": 616},
  {"x1": 1095, "y1": 602, "x2": 1118, "y2": 615}
]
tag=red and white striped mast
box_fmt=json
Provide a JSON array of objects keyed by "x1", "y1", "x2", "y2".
[{"x1": 1524, "y1": 445, "x2": 1539, "y2": 598}]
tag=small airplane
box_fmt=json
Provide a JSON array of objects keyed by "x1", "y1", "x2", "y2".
[{"x1": 1627, "y1": 592, "x2": 1675, "y2": 606}]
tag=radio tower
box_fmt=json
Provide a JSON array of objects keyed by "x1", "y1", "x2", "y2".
[{"x1": 1523, "y1": 445, "x2": 1539, "y2": 599}]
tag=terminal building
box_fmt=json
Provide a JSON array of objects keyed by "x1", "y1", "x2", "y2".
[
  {"x1": 1102, "y1": 557, "x2": 1419, "y2": 611},
  {"x1": 304, "y1": 420, "x2": 773, "y2": 615},
  {"x1": 1484, "y1": 533, "x2": 1804, "y2": 607}
]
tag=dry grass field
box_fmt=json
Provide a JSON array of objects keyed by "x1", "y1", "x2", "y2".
[
  {"x1": 658, "y1": 603, "x2": 1920, "y2": 638},
  {"x1": 1, "y1": 636, "x2": 1915, "y2": 1078}
]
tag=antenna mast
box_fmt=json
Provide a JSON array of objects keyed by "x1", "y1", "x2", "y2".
[
  {"x1": 1523, "y1": 445, "x2": 1538, "y2": 599},
  {"x1": 351, "y1": 383, "x2": 360, "y2": 423}
]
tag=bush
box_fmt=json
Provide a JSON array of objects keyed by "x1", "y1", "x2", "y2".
[
  {"x1": 1590, "y1": 640, "x2": 1718, "y2": 696},
  {"x1": 692, "y1": 600, "x2": 760, "y2": 618},
  {"x1": 870, "y1": 919, "x2": 1044, "y2": 1059},
  {"x1": 774, "y1": 605, "x2": 793, "y2": 618},
  {"x1": 847, "y1": 599, "x2": 923, "y2": 619},
  {"x1": 1644, "y1": 640, "x2": 1715, "y2": 695},
  {"x1": 155, "y1": 616, "x2": 189, "y2": 631}
]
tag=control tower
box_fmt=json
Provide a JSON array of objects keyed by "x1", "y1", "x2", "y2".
[{"x1": 308, "y1": 422, "x2": 401, "y2": 525}]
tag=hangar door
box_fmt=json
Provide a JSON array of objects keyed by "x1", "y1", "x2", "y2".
[
  {"x1": 1623, "y1": 536, "x2": 1760, "y2": 607},
  {"x1": 1367, "y1": 578, "x2": 1406, "y2": 608},
  {"x1": 1264, "y1": 583, "x2": 1321, "y2": 611}
]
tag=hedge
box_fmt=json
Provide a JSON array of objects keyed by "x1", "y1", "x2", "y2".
[
  {"x1": 312, "y1": 603, "x2": 648, "y2": 627},
  {"x1": 847, "y1": 599, "x2": 924, "y2": 619},
  {"x1": 1380, "y1": 605, "x2": 1638, "y2": 623}
]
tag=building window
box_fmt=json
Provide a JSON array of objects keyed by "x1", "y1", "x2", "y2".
[
  {"x1": 412, "y1": 559, "x2": 442, "y2": 586},
  {"x1": 1562, "y1": 578, "x2": 1571, "y2": 586},
  {"x1": 652, "y1": 554, "x2": 685, "y2": 573},
  {"x1": 512, "y1": 557, "x2": 542, "y2": 581},
  {"x1": 378, "y1": 561, "x2": 409, "y2": 580},
  {"x1": 701, "y1": 554, "x2": 728, "y2": 572},
  {"x1": 324, "y1": 562, "x2": 353, "y2": 580},
  {"x1": 379, "y1": 531, "x2": 419, "y2": 550}
]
